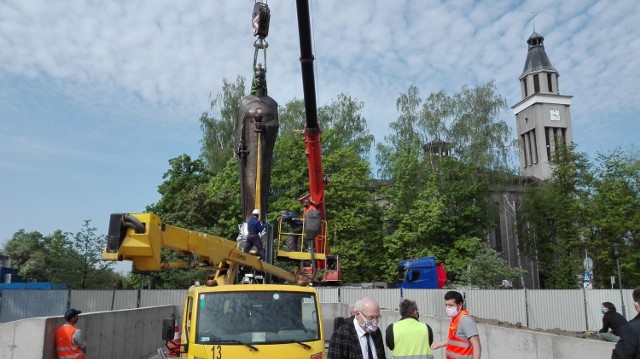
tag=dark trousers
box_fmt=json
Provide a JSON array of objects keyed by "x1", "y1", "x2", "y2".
[
  {"x1": 243, "y1": 233, "x2": 265, "y2": 260},
  {"x1": 287, "y1": 227, "x2": 303, "y2": 251}
]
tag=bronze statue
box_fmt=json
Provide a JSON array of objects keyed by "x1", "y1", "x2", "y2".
[{"x1": 236, "y1": 64, "x2": 279, "y2": 220}]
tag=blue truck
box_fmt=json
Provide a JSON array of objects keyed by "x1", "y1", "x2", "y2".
[
  {"x1": 0, "y1": 260, "x2": 65, "y2": 290},
  {"x1": 396, "y1": 256, "x2": 447, "y2": 289}
]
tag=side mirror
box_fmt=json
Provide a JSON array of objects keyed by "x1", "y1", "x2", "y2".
[{"x1": 162, "y1": 318, "x2": 175, "y2": 341}]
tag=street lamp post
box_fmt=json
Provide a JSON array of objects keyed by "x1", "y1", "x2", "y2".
[{"x1": 612, "y1": 243, "x2": 627, "y2": 319}]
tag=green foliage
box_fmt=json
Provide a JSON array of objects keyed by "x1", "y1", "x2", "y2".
[
  {"x1": 445, "y1": 82, "x2": 514, "y2": 173},
  {"x1": 376, "y1": 85, "x2": 423, "y2": 180},
  {"x1": 315, "y1": 94, "x2": 382, "y2": 281},
  {"x1": 67, "y1": 220, "x2": 115, "y2": 289},
  {"x1": 519, "y1": 145, "x2": 593, "y2": 288},
  {"x1": 3, "y1": 221, "x2": 121, "y2": 289},
  {"x1": 320, "y1": 93, "x2": 374, "y2": 159},
  {"x1": 586, "y1": 147, "x2": 640, "y2": 287},
  {"x1": 136, "y1": 90, "x2": 381, "y2": 287},
  {"x1": 147, "y1": 154, "x2": 215, "y2": 234},
  {"x1": 125, "y1": 269, "x2": 207, "y2": 289},
  {"x1": 200, "y1": 76, "x2": 246, "y2": 173},
  {"x1": 46, "y1": 230, "x2": 79, "y2": 285},
  {"x1": 376, "y1": 81, "x2": 511, "y2": 285},
  {"x1": 380, "y1": 157, "x2": 494, "y2": 283},
  {"x1": 205, "y1": 158, "x2": 243, "y2": 239},
  {"x1": 268, "y1": 95, "x2": 383, "y2": 283},
  {"x1": 455, "y1": 237, "x2": 526, "y2": 288},
  {"x1": 3, "y1": 230, "x2": 50, "y2": 281},
  {"x1": 143, "y1": 154, "x2": 235, "y2": 288},
  {"x1": 268, "y1": 99, "x2": 309, "y2": 215},
  {"x1": 323, "y1": 146, "x2": 384, "y2": 282},
  {"x1": 378, "y1": 82, "x2": 515, "y2": 177}
]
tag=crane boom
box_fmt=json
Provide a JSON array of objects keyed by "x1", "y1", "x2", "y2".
[
  {"x1": 296, "y1": 0, "x2": 324, "y2": 219},
  {"x1": 103, "y1": 213, "x2": 296, "y2": 285},
  {"x1": 295, "y1": 0, "x2": 330, "y2": 277}
]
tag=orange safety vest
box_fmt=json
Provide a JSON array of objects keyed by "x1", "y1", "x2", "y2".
[
  {"x1": 55, "y1": 324, "x2": 86, "y2": 359},
  {"x1": 445, "y1": 309, "x2": 473, "y2": 359}
]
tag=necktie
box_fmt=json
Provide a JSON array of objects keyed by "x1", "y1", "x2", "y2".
[{"x1": 365, "y1": 332, "x2": 374, "y2": 359}]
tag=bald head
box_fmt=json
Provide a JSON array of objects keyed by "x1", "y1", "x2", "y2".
[{"x1": 354, "y1": 297, "x2": 380, "y2": 316}]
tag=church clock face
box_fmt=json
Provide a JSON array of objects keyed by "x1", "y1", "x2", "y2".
[{"x1": 550, "y1": 109, "x2": 560, "y2": 121}]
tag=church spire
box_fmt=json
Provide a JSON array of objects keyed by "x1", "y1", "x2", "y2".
[
  {"x1": 520, "y1": 31, "x2": 558, "y2": 80},
  {"x1": 512, "y1": 28, "x2": 573, "y2": 181}
]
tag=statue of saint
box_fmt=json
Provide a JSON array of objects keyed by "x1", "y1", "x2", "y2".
[{"x1": 236, "y1": 64, "x2": 279, "y2": 220}]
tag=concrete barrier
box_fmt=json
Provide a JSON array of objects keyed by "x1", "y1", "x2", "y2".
[{"x1": 0, "y1": 305, "x2": 175, "y2": 359}]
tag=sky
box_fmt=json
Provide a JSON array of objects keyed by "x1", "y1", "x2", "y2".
[{"x1": 1, "y1": 0, "x2": 639, "y2": 271}]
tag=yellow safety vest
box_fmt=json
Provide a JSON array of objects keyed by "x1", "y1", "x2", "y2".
[{"x1": 392, "y1": 318, "x2": 434, "y2": 359}]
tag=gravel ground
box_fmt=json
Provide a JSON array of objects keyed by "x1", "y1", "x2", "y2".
[{"x1": 475, "y1": 317, "x2": 602, "y2": 340}]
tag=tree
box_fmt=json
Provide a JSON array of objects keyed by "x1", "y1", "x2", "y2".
[
  {"x1": 129, "y1": 79, "x2": 250, "y2": 288},
  {"x1": 323, "y1": 146, "x2": 384, "y2": 282},
  {"x1": 147, "y1": 154, "x2": 212, "y2": 229},
  {"x1": 67, "y1": 220, "x2": 115, "y2": 289},
  {"x1": 3, "y1": 224, "x2": 121, "y2": 288},
  {"x1": 268, "y1": 95, "x2": 383, "y2": 283},
  {"x1": 204, "y1": 158, "x2": 243, "y2": 239},
  {"x1": 454, "y1": 237, "x2": 526, "y2": 288},
  {"x1": 200, "y1": 76, "x2": 246, "y2": 173},
  {"x1": 587, "y1": 147, "x2": 640, "y2": 287},
  {"x1": 139, "y1": 154, "x2": 225, "y2": 288},
  {"x1": 519, "y1": 144, "x2": 593, "y2": 288},
  {"x1": 380, "y1": 157, "x2": 494, "y2": 282},
  {"x1": 444, "y1": 81, "x2": 514, "y2": 173},
  {"x1": 320, "y1": 93, "x2": 375, "y2": 160},
  {"x1": 46, "y1": 229, "x2": 79, "y2": 286},
  {"x1": 125, "y1": 269, "x2": 206, "y2": 290},
  {"x1": 268, "y1": 99, "x2": 308, "y2": 216},
  {"x1": 376, "y1": 82, "x2": 513, "y2": 284},
  {"x1": 376, "y1": 85, "x2": 423, "y2": 181},
  {"x1": 2, "y1": 230, "x2": 49, "y2": 282}
]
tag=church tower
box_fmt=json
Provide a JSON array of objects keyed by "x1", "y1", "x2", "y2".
[{"x1": 512, "y1": 31, "x2": 573, "y2": 180}]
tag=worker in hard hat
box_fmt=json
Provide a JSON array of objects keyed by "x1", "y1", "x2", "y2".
[{"x1": 242, "y1": 209, "x2": 265, "y2": 260}]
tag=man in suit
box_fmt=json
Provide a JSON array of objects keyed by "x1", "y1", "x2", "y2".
[{"x1": 328, "y1": 297, "x2": 386, "y2": 359}]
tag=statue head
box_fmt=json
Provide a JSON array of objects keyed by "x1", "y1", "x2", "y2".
[{"x1": 251, "y1": 64, "x2": 267, "y2": 94}]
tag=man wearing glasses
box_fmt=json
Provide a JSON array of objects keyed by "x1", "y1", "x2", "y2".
[
  {"x1": 385, "y1": 299, "x2": 434, "y2": 358},
  {"x1": 328, "y1": 297, "x2": 386, "y2": 359}
]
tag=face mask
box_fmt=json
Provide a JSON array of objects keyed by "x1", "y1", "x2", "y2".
[
  {"x1": 446, "y1": 306, "x2": 460, "y2": 317},
  {"x1": 601, "y1": 308, "x2": 606, "y2": 315},
  {"x1": 358, "y1": 312, "x2": 379, "y2": 332}
]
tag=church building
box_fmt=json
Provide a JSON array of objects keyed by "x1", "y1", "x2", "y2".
[{"x1": 488, "y1": 29, "x2": 576, "y2": 288}]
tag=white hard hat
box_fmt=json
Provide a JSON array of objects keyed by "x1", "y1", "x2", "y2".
[{"x1": 252, "y1": 209, "x2": 260, "y2": 215}]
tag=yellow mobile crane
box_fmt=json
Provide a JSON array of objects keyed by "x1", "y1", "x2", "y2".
[{"x1": 103, "y1": 213, "x2": 324, "y2": 359}]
